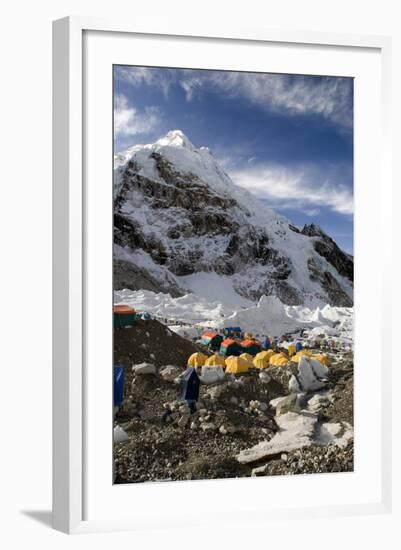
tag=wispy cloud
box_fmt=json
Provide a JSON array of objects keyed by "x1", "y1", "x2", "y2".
[
  {"x1": 303, "y1": 208, "x2": 321, "y2": 217},
  {"x1": 116, "y1": 66, "x2": 353, "y2": 130},
  {"x1": 229, "y1": 163, "x2": 353, "y2": 215},
  {"x1": 213, "y1": 73, "x2": 352, "y2": 128},
  {"x1": 179, "y1": 77, "x2": 204, "y2": 101},
  {"x1": 115, "y1": 67, "x2": 172, "y2": 97},
  {"x1": 114, "y1": 94, "x2": 161, "y2": 138}
]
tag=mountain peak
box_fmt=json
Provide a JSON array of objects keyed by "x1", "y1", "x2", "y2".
[
  {"x1": 156, "y1": 130, "x2": 195, "y2": 150},
  {"x1": 301, "y1": 223, "x2": 326, "y2": 238},
  {"x1": 114, "y1": 134, "x2": 353, "y2": 307}
]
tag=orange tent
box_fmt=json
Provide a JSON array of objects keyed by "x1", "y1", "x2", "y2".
[
  {"x1": 240, "y1": 339, "x2": 258, "y2": 347},
  {"x1": 222, "y1": 338, "x2": 236, "y2": 347},
  {"x1": 113, "y1": 305, "x2": 136, "y2": 314}
]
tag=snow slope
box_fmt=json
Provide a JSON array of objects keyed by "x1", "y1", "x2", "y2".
[{"x1": 179, "y1": 271, "x2": 254, "y2": 308}]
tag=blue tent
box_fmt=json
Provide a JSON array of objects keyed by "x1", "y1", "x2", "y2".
[
  {"x1": 224, "y1": 326, "x2": 242, "y2": 337},
  {"x1": 181, "y1": 368, "x2": 200, "y2": 402},
  {"x1": 138, "y1": 312, "x2": 151, "y2": 320},
  {"x1": 113, "y1": 365, "x2": 125, "y2": 407},
  {"x1": 263, "y1": 337, "x2": 271, "y2": 349}
]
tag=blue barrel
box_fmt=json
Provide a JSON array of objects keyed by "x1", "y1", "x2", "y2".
[
  {"x1": 295, "y1": 342, "x2": 303, "y2": 353},
  {"x1": 113, "y1": 365, "x2": 125, "y2": 407}
]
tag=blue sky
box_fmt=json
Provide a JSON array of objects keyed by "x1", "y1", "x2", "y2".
[{"x1": 114, "y1": 66, "x2": 354, "y2": 253}]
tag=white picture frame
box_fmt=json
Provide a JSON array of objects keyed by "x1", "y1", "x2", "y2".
[{"x1": 52, "y1": 16, "x2": 392, "y2": 534}]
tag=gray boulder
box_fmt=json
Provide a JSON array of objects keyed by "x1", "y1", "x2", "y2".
[{"x1": 132, "y1": 362, "x2": 157, "y2": 375}]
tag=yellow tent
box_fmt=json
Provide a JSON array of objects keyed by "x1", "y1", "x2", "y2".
[
  {"x1": 269, "y1": 352, "x2": 289, "y2": 366},
  {"x1": 291, "y1": 349, "x2": 313, "y2": 363},
  {"x1": 204, "y1": 354, "x2": 226, "y2": 367},
  {"x1": 240, "y1": 352, "x2": 253, "y2": 362},
  {"x1": 253, "y1": 350, "x2": 274, "y2": 369},
  {"x1": 313, "y1": 353, "x2": 330, "y2": 366},
  {"x1": 225, "y1": 356, "x2": 252, "y2": 374},
  {"x1": 259, "y1": 350, "x2": 275, "y2": 360},
  {"x1": 187, "y1": 352, "x2": 208, "y2": 367},
  {"x1": 288, "y1": 344, "x2": 296, "y2": 357}
]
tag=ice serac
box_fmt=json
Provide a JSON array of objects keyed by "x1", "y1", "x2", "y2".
[
  {"x1": 236, "y1": 411, "x2": 318, "y2": 464},
  {"x1": 114, "y1": 130, "x2": 353, "y2": 307}
]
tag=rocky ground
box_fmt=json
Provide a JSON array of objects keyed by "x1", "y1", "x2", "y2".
[
  {"x1": 114, "y1": 318, "x2": 203, "y2": 369},
  {"x1": 114, "y1": 319, "x2": 354, "y2": 483}
]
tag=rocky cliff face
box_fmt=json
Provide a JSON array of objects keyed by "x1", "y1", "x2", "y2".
[{"x1": 114, "y1": 130, "x2": 353, "y2": 307}]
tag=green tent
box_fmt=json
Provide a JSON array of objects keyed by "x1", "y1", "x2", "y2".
[
  {"x1": 220, "y1": 338, "x2": 242, "y2": 357},
  {"x1": 113, "y1": 305, "x2": 136, "y2": 328}
]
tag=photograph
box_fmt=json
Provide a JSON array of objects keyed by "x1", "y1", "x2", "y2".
[{"x1": 112, "y1": 65, "x2": 354, "y2": 483}]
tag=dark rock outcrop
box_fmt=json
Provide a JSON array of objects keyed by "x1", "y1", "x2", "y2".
[
  {"x1": 302, "y1": 224, "x2": 353, "y2": 282},
  {"x1": 114, "y1": 259, "x2": 184, "y2": 297},
  {"x1": 307, "y1": 257, "x2": 353, "y2": 307}
]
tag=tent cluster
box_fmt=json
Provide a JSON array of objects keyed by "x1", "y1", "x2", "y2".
[
  {"x1": 202, "y1": 330, "x2": 264, "y2": 358},
  {"x1": 200, "y1": 327, "x2": 308, "y2": 359},
  {"x1": 186, "y1": 350, "x2": 290, "y2": 374},
  {"x1": 187, "y1": 347, "x2": 329, "y2": 374}
]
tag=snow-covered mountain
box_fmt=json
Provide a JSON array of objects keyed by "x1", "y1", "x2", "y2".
[{"x1": 114, "y1": 130, "x2": 353, "y2": 307}]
